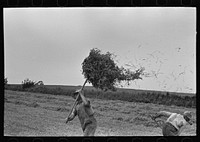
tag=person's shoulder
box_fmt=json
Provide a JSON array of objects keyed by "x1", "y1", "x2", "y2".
[
  {"x1": 76, "y1": 101, "x2": 84, "y2": 107},
  {"x1": 79, "y1": 101, "x2": 90, "y2": 106},
  {"x1": 172, "y1": 112, "x2": 178, "y2": 115},
  {"x1": 170, "y1": 112, "x2": 178, "y2": 117}
]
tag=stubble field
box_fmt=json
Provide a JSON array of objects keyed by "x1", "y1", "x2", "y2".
[{"x1": 4, "y1": 90, "x2": 196, "y2": 136}]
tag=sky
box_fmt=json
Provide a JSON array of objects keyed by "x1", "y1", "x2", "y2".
[{"x1": 4, "y1": 7, "x2": 196, "y2": 93}]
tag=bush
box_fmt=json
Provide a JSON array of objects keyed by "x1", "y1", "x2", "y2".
[
  {"x1": 4, "y1": 77, "x2": 8, "y2": 85},
  {"x1": 36, "y1": 81, "x2": 44, "y2": 85},
  {"x1": 22, "y1": 78, "x2": 36, "y2": 89}
]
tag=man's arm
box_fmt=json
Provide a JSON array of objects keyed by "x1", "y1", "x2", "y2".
[
  {"x1": 66, "y1": 108, "x2": 77, "y2": 123},
  {"x1": 79, "y1": 90, "x2": 90, "y2": 106},
  {"x1": 152, "y1": 111, "x2": 173, "y2": 120},
  {"x1": 167, "y1": 113, "x2": 177, "y2": 122}
]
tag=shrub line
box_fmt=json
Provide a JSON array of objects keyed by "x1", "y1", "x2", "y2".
[{"x1": 5, "y1": 85, "x2": 196, "y2": 108}]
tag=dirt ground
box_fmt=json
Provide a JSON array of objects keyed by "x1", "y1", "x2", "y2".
[{"x1": 4, "y1": 90, "x2": 196, "y2": 136}]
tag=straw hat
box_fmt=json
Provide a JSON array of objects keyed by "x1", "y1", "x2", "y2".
[
  {"x1": 72, "y1": 89, "x2": 82, "y2": 99},
  {"x1": 74, "y1": 89, "x2": 80, "y2": 94}
]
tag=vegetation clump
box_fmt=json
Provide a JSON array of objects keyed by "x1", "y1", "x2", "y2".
[
  {"x1": 22, "y1": 78, "x2": 36, "y2": 89},
  {"x1": 4, "y1": 77, "x2": 8, "y2": 85},
  {"x1": 82, "y1": 48, "x2": 144, "y2": 91}
]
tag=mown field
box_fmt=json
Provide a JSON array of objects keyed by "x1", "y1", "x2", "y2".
[{"x1": 4, "y1": 90, "x2": 196, "y2": 136}]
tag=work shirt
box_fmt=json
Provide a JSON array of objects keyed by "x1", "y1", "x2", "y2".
[
  {"x1": 166, "y1": 113, "x2": 188, "y2": 135},
  {"x1": 74, "y1": 100, "x2": 96, "y2": 131}
]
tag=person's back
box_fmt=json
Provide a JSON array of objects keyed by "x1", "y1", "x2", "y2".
[
  {"x1": 76, "y1": 100, "x2": 97, "y2": 135},
  {"x1": 151, "y1": 111, "x2": 193, "y2": 136}
]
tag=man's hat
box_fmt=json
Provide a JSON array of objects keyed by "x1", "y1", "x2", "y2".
[
  {"x1": 73, "y1": 89, "x2": 81, "y2": 94},
  {"x1": 72, "y1": 89, "x2": 81, "y2": 99},
  {"x1": 73, "y1": 90, "x2": 79, "y2": 94},
  {"x1": 183, "y1": 111, "x2": 192, "y2": 125}
]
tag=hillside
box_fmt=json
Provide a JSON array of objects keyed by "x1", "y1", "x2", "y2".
[{"x1": 7, "y1": 84, "x2": 195, "y2": 96}]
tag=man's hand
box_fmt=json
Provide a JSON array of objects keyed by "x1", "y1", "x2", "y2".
[
  {"x1": 188, "y1": 119, "x2": 194, "y2": 125},
  {"x1": 65, "y1": 118, "x2": 69, "y2": 124}
]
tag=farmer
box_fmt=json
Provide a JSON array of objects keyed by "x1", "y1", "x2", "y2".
[
  {"x1": 151, "y1": 111, "x2": 194, "y2": 136},
  {"x1": 65, "y1": 89, "x2": 97, "y2": 136}
]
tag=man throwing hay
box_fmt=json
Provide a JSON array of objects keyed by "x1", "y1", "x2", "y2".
[
  {"x1": 65, "y1": 89, "x2": 97, "y2": 136},
  {"x1": 151, "y1": 111, "x2": 194, "y2": 136}
]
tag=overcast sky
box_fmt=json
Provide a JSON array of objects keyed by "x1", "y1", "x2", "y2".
[{"x1": 4, "y1": 8, "x2": 196, "y2": 93}]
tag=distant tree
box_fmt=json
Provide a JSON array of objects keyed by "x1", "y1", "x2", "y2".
[
  {"x1": 22, "y1": 78, "x2": 36, "y2": 89},
  {"x1": 166, "y1": 92, "x2": 170, "y2": 96},
  {"x1": 4, "y1": 77, "x2": 8, "y2": 85}
]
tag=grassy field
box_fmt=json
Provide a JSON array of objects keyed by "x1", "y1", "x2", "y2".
[{"x1": 4, "y1": 90, "x2": 196, "y2": 136}]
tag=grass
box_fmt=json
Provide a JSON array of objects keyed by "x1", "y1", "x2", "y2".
[
  {"x1": 4, "y1": 84, "x2": 196, "y2": 108},
  {"x1": 4, "y1": 90, "x2": 196, "y2": 136}
]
